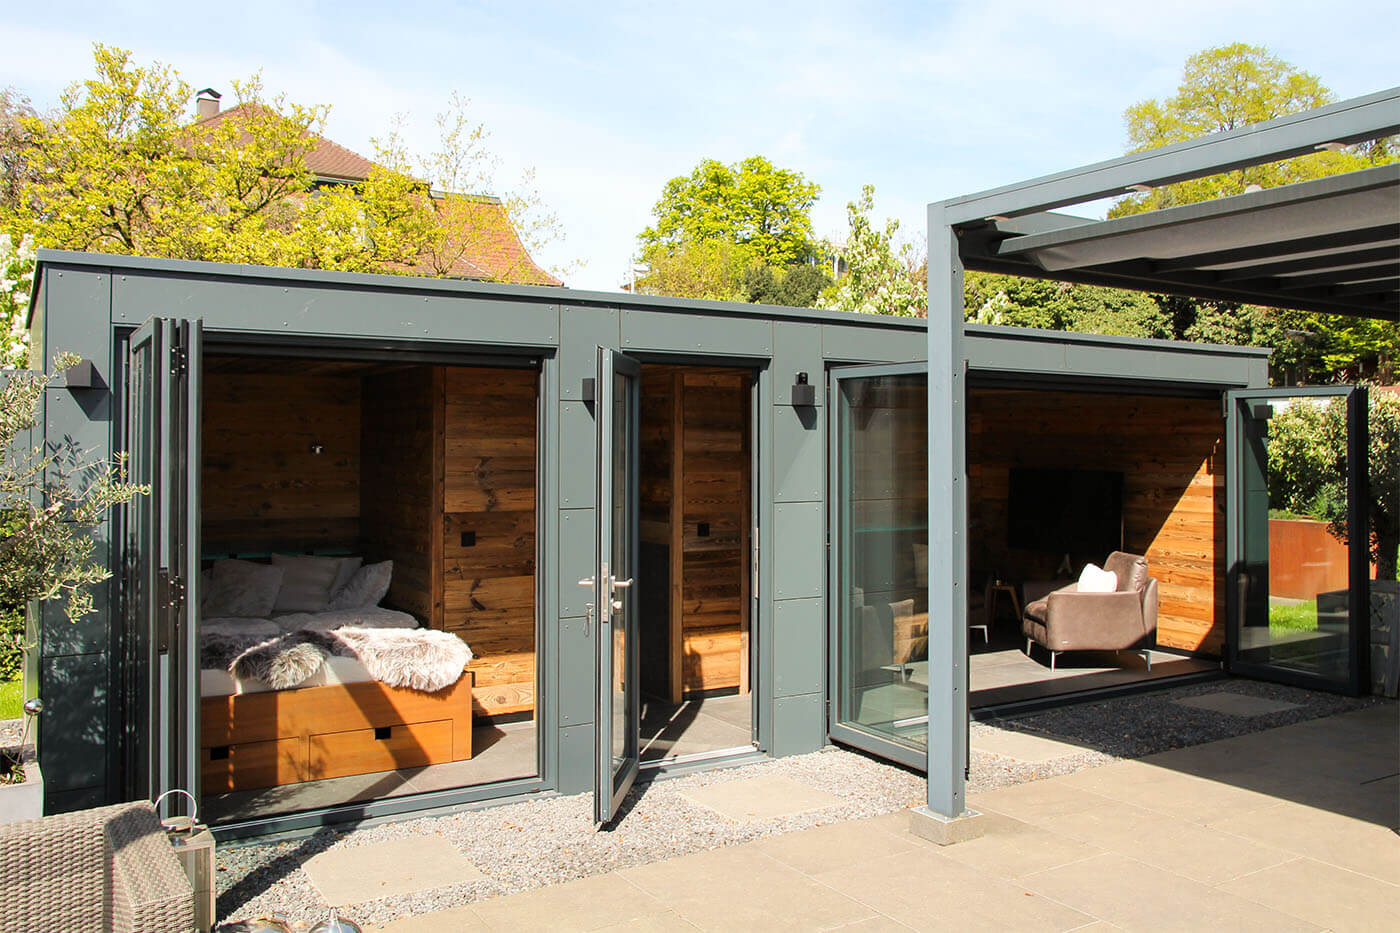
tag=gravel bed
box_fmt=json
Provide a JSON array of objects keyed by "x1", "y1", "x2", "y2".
[{"x1": 215, "y1": 678, "x2": 1389, "y2": 928}]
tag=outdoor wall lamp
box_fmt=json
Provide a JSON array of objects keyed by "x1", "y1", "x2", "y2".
[{"x1": 791, "y1": 372, "x2": 815, "y2": 407}]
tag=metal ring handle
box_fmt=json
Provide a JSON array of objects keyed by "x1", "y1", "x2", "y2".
[{"x1": 154, "y1": 787, "x2": 198, "y2": 824}]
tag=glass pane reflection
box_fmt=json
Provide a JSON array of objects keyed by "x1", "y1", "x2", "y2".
[{"x1": 836, "y1": 373, "x2": 928, "y2": 750}]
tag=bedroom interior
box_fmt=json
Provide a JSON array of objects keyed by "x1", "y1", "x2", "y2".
[
  {"x1": 964, "y1": 383, "x2": 1227, "y2": 706},
  {"x1": 197, "y1": 353, "x2": 540, "y2": 822},
  {"x1": 636, "y1": 364, "x2": 754, "y2": 762}
]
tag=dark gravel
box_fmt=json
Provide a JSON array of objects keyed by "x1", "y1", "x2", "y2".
[{"x1": 214, "y1": 678, "x2": 1390, "y2": 928}]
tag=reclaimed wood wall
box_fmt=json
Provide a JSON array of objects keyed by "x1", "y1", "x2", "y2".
[
  {"x1": 440, "y1": 367, "x2": 538, "y2": 716},
  {"x1": 360, "y1": 366, "x2": 442, "y2": 626},
  {"x1": 639, "y1": 365, "x2": 751, "y2": 699},
  {"x1": 967, "y1": 388, "x2": 1226, "y2": 655},
  {"x1": 202, "y1": 367, "x2": 363, "y2": 555}
]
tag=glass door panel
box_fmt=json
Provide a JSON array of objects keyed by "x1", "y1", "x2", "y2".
[
  {"x1": 124, "y1": 317, "x2": 202, "y2": 813},
  {"x1": 829, "y1": 363, "x2": 928, "y2": 769},
  {"x1": 1227, "y1": 386, "x2": 1368, "y2": 694},
  {"x1": 593, "y1": 348, "x2": 641, "y2": 824}
]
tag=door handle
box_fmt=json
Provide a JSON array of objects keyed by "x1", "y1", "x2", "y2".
[
  {"x1": 612, "y1": 578, "x2": 633, "y2": 589},
  {"x1": 578, "y1": 577, "x2": 595, "y2": 588}
]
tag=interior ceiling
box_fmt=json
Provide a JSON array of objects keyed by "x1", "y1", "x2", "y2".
[{"x1": 956, "y1": 163, "x2": 1399, "y2": 321}]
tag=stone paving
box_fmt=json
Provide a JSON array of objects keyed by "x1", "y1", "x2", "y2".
[{"x1": 360, "y1": 703, "x2": 1398, "y2": 932}]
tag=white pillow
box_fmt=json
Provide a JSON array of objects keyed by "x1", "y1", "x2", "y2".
[
  {"x1": 328, "y1": 560, "x2": 393, "y2": 610},
  {"x1": 1077, "y1": 563, "x2": 1118, "y2": 594},
  {"x1": 330, "y1": 556, "x2": 363, "y2": 600},
  {"x1": 271, "y1": 554, "x2": 362, "y2": 613},
  {"x1": 204, "y1": 559, "x2": 285, "y2": 618}
]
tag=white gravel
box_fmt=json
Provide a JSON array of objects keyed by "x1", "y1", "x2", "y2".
[{"x1": 215, "y1": 678, "x2": 1387, "y2": 928}]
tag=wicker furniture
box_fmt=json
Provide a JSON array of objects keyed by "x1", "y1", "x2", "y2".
[{"x1": 0, "y1": 801, "x2": 195, "y2": 932}]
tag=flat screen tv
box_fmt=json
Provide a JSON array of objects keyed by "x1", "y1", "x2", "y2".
[{"x1": 1006, "y1": 467, "x2": 1124, "y2": 557}]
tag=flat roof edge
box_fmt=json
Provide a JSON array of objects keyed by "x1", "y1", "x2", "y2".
[
  {"x1": 31, "y1": 249, "x2": 926, "y2": 331},
  {"x1": 963, "y1": 322, "x2": 1272, "y2": 358}
]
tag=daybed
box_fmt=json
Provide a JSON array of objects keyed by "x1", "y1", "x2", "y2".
[{"x1": 197, "y1": 556, "x2": 475, "y2": 793}]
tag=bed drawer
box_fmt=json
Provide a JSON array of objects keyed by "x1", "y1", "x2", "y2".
[
  {"x1": 202, "y1": 736, "x2": 307, "y2": 793},
  {"x1": 308, "y1": 719, "x2": 454, "y2": 780}
]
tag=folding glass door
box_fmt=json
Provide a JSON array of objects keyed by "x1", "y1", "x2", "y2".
[
  {"x1": 828, "y1": 362, "x2": 928, "y2": 769},
  {"x1": 590, "y1": 348, "x2": 641, "y2": 824},
  {"x1": 1226, "y1": 386, "x2": 1370, "y2": 694},
  {"x1": 123, "y1": 317, "x2": 202, "y2": 813}
]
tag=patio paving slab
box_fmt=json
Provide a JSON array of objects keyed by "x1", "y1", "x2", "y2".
[
  {"x1": 969, "y1": 728, "x2": 1089, "y2": 762},
  {"x1": 1219, "y1": 856, "x2": 1400, "y2": 933},
  {"x1": 1172, "y1": 692, "x2": 1302, "y2": 717},
  {"x1": 676, "y1": 774, "x2": 845, "y2": 821},
  {"x1": 303, "y1": 833, "x2": 483, "y2": 906}
]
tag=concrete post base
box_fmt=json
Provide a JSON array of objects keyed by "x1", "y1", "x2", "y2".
[{"x1": 908, "y1": 805, "x2": 985, "y2": 846}]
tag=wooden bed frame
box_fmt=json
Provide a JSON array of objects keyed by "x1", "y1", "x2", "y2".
[{"x1": 200, "y1": 671, "x2": 474, "y2": 793}]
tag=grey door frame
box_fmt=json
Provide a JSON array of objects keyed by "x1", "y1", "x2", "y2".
[
  {"x1": 826, "y1": 360, "x2": 929, "y2": 771},
  {"x1": 1224, "y1": 385, "x2": 1371, "y2": 695}
]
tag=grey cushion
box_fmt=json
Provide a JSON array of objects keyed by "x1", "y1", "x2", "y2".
[
  {"x1": 204, "y1": 559, "x2": 284, "y2": 618},
  {"x1": 328, "y1": 560, "x2": 393, "y2": 610},
  {"x1": 1103, "y1": 551, "x2": 1149, "y2": 594},
  {"x1": 330, "y1": 556, "x2": 363, "y2": 600},
  {"x1": 270, "y1": 554, "x2": 345, "y2": 612}
]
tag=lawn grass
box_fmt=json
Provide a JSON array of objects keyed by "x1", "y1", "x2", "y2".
[
  {"x1": 0, "y1": 678, "x2": 21, "y2": 720},
  {"x1": 1269, "y1": 600, "x2": 1319, "y2": 632}
]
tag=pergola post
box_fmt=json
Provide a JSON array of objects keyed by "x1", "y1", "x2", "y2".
[{"x1": 910, "y1": 202, "x2": 982, "y2": 845}]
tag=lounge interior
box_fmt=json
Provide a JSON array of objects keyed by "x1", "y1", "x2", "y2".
[
  {"x1": 636, "y1": 365, "x2": 754, "y2": 762},
  {"x1": 837, "y1": 376, "x2": 1227, "y2": 753},
  {"x1": 965, "y1": 383, "x2": 1224, "y2": 708},
  {"x1": 198, "y1": 354, "x2": 540, "y2": 824}
]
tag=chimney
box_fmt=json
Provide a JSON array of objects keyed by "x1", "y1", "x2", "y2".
[{"x1": 196, "y1": 88, "x2": 222, "y2": 120}]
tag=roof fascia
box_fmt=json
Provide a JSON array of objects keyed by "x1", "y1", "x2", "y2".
[{"x1": 937, "y1": 86, "x2": 1400, "y2": 224}]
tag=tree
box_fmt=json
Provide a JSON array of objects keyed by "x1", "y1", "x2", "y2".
[
  {"x1": 633, "y1": 237, "x2": 749, "y2": 301},
  {"x1": 818, "y1": 185, "x2": 926, "y2": 317},
  {"x1": 1108, "y1": 43, "x2": 1399, "y2": 380},
  {"x1": 0, "y1": 356, "x2": 147, "y2": 679},
  {"x1": 639, "y1": 156, "x2": 820, "y2": 267},
  {"x1": 964, "y1": 272, "x2": 1171, "y2": 338},
  {"x1": 0, "y1": 232, "x2": 34, "y2": 368},
  {"x1": 1, "y1": 45, "x2": 565, "y2": 287}
]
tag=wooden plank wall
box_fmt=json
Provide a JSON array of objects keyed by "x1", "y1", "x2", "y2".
[
  {"x1": 967, "y1": 389, "x2": 1226, "y2": 655},
  {"x1": 679, "y1": 369, "x2": 750, "y2": 694},
  {"x1": 202, "y1": 369, "x2": 362, "y2": 554},
  {"x1": 639, "y1": 368, "x2": 677, "y2": 702},
  {"x1": 360, "y1": 367, "x2": 441, "y2": 626},
  {"x1": 440, "y1": 367, "x2": 538, "y2": 716},
  {"x1": 638, "y1": 365, "x2": 751, "y2": 698}
]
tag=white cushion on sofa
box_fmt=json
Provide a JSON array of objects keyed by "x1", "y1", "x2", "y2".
[
  {"x1": 1077, "y1": 563, "x2": 1119, "y2": 594},
  {"x1": 328, "y1": 560, "x2": 393, "y2": 610},
  {"x1": 271, "y1": 554, "x2": 346, "y2": 612},
  {"x1": 204, "y1": 559, "x2": 284, "y2": 618}
]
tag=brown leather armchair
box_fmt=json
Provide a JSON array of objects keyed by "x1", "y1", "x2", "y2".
[{"x1": 1021, "y1": 551, "x2": 1159, "y2": 670}]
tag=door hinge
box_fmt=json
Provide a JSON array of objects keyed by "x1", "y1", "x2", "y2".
[{"x1": 171, "y1": 343, "x2": 188, "y2": 376}]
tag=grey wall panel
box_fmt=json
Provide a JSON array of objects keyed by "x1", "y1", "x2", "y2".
[
  {"x1": 966, "y1": 329, "x2": 1266, "y2": 389},
  {"x1": 558, "y1": 508, "x2": 595, "y2": 619},
  {"x1": 964, "y1": 332, "x2": 1063, "y2": 373},
  {"x1": 822, "y1": 323, "x2": 926, "y2": 364},
  {"x1": 621, "y1": 308, "x2": 772, "y2": 357},
  {"x1": 773, "y1": 502, "x2": 824, "y2": 600},
  {"x1": 559, "y1": 306, "x2": 619, "y2": 401},
  {"x1": 111, "y1": 272, "x2": 561, "y2": 347},
  {"x1": 771, "y1": 321, "x2": 824, "y2": 406},
  {"x1": 39, "y1": 652, "x2": 107, "y2": 795},
  {"x1": 559, "y1": 401, "x2": 596, "y2": 509},
  {"x1": 772, "y1": 598, "x2": 823, "y2": 698},
  {"x1": 558, "y1": 616, "x2": 594, "y2": 727},
  {"x1": 772, "y1": 405, "x2": 823, "y2": 503},
  {"x1": 769, "y1": 693, "x2": 826, "y2": 757},
  {"x1": 557, "y1": 723, "x2": 594, "y2": 796}
]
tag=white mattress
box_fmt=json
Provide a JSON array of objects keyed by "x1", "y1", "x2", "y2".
[
  {"x1": 199, "y1": 606, "x2": 421, "y2": 698},
  {"x1": 201, "y1": 655, "x2": 378, "y2": 698}
]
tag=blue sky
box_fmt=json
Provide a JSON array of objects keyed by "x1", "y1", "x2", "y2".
[{"x1": 4, "y1": 1, "x2": 1398, "y2": 290}]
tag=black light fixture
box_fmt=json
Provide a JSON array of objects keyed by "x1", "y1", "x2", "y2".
[
  {"x1": 791, "y1": 371, "x2": 815, "y2": 407},
  {"x1": 64, "y1": 359, "x2": 99, "y2": 389}
]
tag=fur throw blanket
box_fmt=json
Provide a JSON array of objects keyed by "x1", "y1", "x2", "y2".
[{"x1": 201, "y1": 627, "x2": 472, "y2": 692}]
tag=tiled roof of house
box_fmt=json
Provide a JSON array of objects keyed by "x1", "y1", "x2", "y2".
[{"x1": 196, "y1": 102, "x2": 560, "y2": 286}]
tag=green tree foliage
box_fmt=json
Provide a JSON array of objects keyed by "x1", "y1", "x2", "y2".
[
  {"x1": 1266, "y1": 390, "x2": 1399, "y2": 581},
  {"x1": 1, "y1": 356, "x2": 147, "y2": 678},
  {"x1": 818, "y1": 185, "x2": 926, "y2": 317},
  {"x1": 1108, "y1": 43, "x2": 1398, "y2": 380},
  {"x1": 964, "y1": 271, "x2": 1170, "y2": 339},
  {"x1": 0, "y1": 232, "x2": 34, "y2": 368},
  {"x1": 741, "y1": 261, "x2": 831, "y2": 308},
  {"x1": 634, "y1": 237, "x2": 749, "y2": 301},
  {"x1": 639, "y1": 156, "x2": 820, "y2": 267},
  {"x1": 1112, "y1": 43, "x2": 1394, "y2": 215}
]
